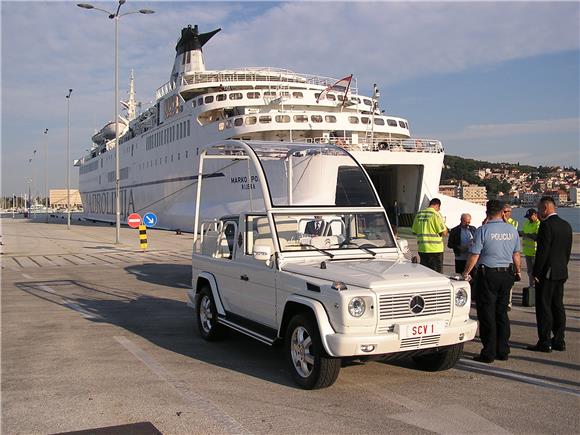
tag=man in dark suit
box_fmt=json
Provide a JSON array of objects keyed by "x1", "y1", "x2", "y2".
[
  {"x1": 448, "y1": 213, "x2": 477, "y2": 274},
  {"x1": 527, "y1": 196, "x2": 573, "y2": 353},
  {"x1": 304, "y1": 216, "x2": 327, "y2": 236}
]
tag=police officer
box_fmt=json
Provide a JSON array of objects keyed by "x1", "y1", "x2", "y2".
[
  {"x1": 411, "y1": 198, "x2": 448, "y2": 273},
  {"x1": 463, "y1": 200, "x2": 521, "y2": 363}
]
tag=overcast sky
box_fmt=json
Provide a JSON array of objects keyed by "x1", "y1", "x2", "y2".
[{"x1": 1, "y1": 1, "x2": 579, "y2": 196}]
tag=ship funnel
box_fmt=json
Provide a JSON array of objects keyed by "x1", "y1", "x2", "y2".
[{"x1": 170, "y1": 24, "x2": 221, "y2": 81}]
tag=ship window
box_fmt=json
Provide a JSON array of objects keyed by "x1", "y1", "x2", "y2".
[
  {"x1": 247, "y1": 92, "x2": 260, "y2": 99},
  {"x1": 99, "y1": 175, "x2": 101, "y2": 184},
  {"x1": 264, "y1": 91, "x2": 276, "y2": 97},
  {"x1": 327, "y1": 94, "x2": 336, "y2": 101},
  {"x1": 225, "y1": 119, "x2": 233, "y2": 128},
  {"x1": 281, "y1": 91, "x2": 290, "y2": 97},
  {"x1": 198, "y1": 98, "x2": 204, "y2": 106},
  {"x1": 387, "y1": 119, "x2": 398, "y2": 127},
  {"x1": 325, "y1": 115, "x2": 337, "y2": 123},
  {"x1": 351, "y1": 97, "x2": 361, "y2": 103},
  {"x1": 361, "y1": 117, "x2": 370, "y2": 124},
  {"x1": 259, "y1": 115, "x2": 272, "y2": 123},
  {"x1": 275, "y1": 115, "x2": 290, "y2": 123},
  {"x1": 172, "y1": 126, "x2": 175, "y2": 141},
  {"x1": 186, "y1": 151, "x2": 189, "y2": 158},
  {"x1": 348, "y1": 116, "x2": 359, "y2": 124},
  {"x1": 293, "y1": 115, "x2": 308, "y2": 123},
  {"x1": 399, "y1": 120, "x2": 406, "y2": 128},
  {"x1": 187, "y1": 120, "x2": 191, "y2": 136},
  {"x1": 375, "y1": 118, "x2": 385, "y2": 126},
  {"x1": 337, "y1": 95, "x2": 344, "y2": 101},
  {"x1": 363, "y1": 99, "x2": 372, "y2": 106},
  {"x1": 165, "y1": 156, "x2": 168, "y2": 163},
  {"x1": 178, "y1": 153, "x2": 180, "y2": 160},
  {"x1": 234, "y1": 117, "x2": 244, "y2": 126},
  {"x1": 192, "y1": 100, "x2": 196, "y2": 108},
  {"x1": 314, "y1": 92, "x2": 321, "y2": 100},
  {"x1": 292, "y1": 91, "x2": 303, "y2": 98},
  {"x1": 311, "y1": 115, "x2": 323, "y2": 123},
  {"x1": 216, "y1": 94, "x2": 226, "y2": 101},
  {"x1": 218, "y1": 122, "x2": 225, "y2": 131},
  {"x1": 205, "y1": 96, "x2": 214, "y2": 104},
  {"x1": 229, "y1": 93, "x2": 243, "y2": 100},
  {"x1": 171, "y1": 155, "x2": 174, "y2": 162},
  {"x1": 245, "y1": 116, "x2": 257, "y2": 125}
]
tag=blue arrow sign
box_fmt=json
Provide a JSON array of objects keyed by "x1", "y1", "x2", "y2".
[{"x1": 143, "y1": 212, "x2": 158, "y2": 228}]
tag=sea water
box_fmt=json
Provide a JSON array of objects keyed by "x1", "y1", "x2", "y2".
[{"x1": 512, "y1": 207, "x2": 580, "y2": 232}]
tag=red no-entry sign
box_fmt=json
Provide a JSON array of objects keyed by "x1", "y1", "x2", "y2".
[{"x1": 127, "y1": 213, "x2": 142, "y2": 229}]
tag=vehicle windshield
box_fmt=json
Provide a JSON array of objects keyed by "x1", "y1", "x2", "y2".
[
  {"x1": 273, "y1": 212, "x2": 396, "y2": 253},
  {"x1": 247, "y1": 142, "x2": 379, "y2": 207}
]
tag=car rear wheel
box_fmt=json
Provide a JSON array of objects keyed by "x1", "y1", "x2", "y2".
[
  {"x1": 196, "y1": 286, "x2": 222, "y2": 341},
  {"x1": 285, "y1": 313, "x2": 340, "y2": 389},
  {"x1": 413, "y1": 342, "x2": 464, "y2": 371}
]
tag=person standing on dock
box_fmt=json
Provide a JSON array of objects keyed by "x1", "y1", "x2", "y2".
[
  {"x1": 448, "y1": 213, "x2": 476, "y2": 274},
  {"x1": 527, "y1": 196, "x2": 572, "y2": 353},
  {"x1": 412, "y1": 198, "x2": 448, "y2": 273},
  {"x1": 519, "y1": 208, "x2": 541, "y2": 292}
]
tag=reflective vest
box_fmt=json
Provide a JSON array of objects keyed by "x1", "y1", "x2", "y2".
[
  {"x1": 412, "y1": 207, "x2": 447, "y2": 253},
  {"x1": 507, "y1": 217, "x2": 518, "y2": 229},
  {"x1": 521, "y1": 219, "x2": 540, "y2": 257}
]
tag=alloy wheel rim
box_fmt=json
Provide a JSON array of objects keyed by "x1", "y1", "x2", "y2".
[
  {"x1": 291, "y1": 326, "x2": 314, "y2": 378},
  {"x1": 200, "y1": 296, "x2": 213, "y2": 333}
]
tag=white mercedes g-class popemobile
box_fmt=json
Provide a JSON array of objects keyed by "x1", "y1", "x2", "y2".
[{"x1": 189, "y1": 140, "x2": 477, "y2": 389}]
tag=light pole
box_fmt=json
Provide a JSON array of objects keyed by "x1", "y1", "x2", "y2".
[
  {"x1": 77, "y1": 1, "x2": 154, "y2": 244},
  {"x1": 66, "y1": 89, "x2": 73, "y2": 229},
  {"x1": 44, "y1": 128, "x2": 48, "y2": 223}
]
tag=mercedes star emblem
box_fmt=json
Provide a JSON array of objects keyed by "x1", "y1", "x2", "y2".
[{"x1": 409, "y1": 295, "x2": 425, "y2": 314}]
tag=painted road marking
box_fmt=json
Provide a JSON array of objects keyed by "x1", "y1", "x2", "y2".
[
  {"x1": 458, "y1": 358, "x2": 580, "y2": 397},
  {"x1": 114, "y1": 336, "x2": 250, "y2": 434}
]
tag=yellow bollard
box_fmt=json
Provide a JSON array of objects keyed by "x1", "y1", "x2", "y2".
[{"x1": 138, "y1": 224, "x2": 148, "y2": 250}]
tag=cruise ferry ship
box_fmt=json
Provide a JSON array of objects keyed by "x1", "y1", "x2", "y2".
[{"x1": 77, "y1": 25, "x2": 484, "y2": 231}]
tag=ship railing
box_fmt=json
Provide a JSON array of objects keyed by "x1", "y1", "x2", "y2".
[
  {"x1": 296, "y1": 137, "x2": 444, "y2": 153},
  {"x1": 155, "y1": 68, "x2": 358, "y2": 100}
]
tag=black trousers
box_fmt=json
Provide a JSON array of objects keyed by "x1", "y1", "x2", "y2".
[
  {"x1": 419, "y1": 252, "x2": 443, "y2": 273},
  {"x1": 455, "y1": 259, "x2": 467, "y2": 274},
  {"x1": 475, "y1": 269, "x2": 515, "y2": 359},
  {"x1": 535, "y1": 278, "x2": 567, "y2": 348}
]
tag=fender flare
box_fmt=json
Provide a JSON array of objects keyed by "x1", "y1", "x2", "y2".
[
  {"x1": 284, "y1": 294, "x2": 337, "y2": 357},
  {"x1": 192, "y1": 272, "x2": 226, "y2": 316}
]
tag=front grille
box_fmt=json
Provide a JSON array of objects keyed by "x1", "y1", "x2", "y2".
[
  {"x1": 379, "y1": 289, "x2": 451, "y2": 320},
  {"x1": 400, "y1": 334, "x2": 441, "y2": 349}
]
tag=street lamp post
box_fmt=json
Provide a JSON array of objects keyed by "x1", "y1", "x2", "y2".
[
  {"x1": 66, "y1": 89, "x2": 73, "y2": 229},
  {"x1": 44, "y1": 128, "x2": 48, "y2": 223},
  {"x1": 77, "y1": 1, "x2": 154, "y2": 244}
]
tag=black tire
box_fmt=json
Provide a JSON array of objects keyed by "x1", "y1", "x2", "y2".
[
  {"x1": 413, "y1": 343, "x2": 464, "y2": 371},
  {"x1": 195, "y1": 286, "x2": 223, "y2": 341},
  {"x1": 285, "y1": 313, "x2": 341, "y2": 389}
]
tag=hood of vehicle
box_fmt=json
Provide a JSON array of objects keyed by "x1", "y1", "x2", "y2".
[{"x1": 282, "y1": 259, "x2": 451, "y2": 289}]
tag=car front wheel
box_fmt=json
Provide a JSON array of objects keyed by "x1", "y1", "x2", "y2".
[
  {"x1": 285, "y1": 313, "x2": 341, "y2": 389},
  {"x1": 195, "y1": 286, "x2": 222, "y2": 341}
]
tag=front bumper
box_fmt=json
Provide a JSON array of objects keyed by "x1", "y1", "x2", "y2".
[{"x1": 324, "y1": 319, "x2": 478, "y2": 357}]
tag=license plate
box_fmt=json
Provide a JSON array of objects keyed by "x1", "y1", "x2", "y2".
[{"x1": 396, "y1": 321, "x2": 445, "y2": 339}]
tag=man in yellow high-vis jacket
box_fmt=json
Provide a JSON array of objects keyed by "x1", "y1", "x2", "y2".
[
  {"x1": 519, "y1": 208, "x2": 540, "y2": 290},
  {"x1": 412, "y1": 198, "x2": 448, "y2": 273}
]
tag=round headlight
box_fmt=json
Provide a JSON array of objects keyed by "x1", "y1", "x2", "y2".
[
  {"x1": 348, "y1": 297, "x2": 366, "y2": 317},
  {"x1": 455, "y1": 288, "x2": 468, "y2": 307}
]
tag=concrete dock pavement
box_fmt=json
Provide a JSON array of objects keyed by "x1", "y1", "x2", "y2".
[{"x1": 1, "y1": 217, "x2": 579, "y2": 434}]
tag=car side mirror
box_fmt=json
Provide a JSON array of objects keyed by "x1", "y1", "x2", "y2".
[
  {"x1": 253, "y1": 245, "x2": 272, "y2": 262},
  {"x1": 397, "y1": 238, "x2": 409, "y2": 253}
]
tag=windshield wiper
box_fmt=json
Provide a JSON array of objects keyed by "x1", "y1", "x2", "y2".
[
  {"x1": 336, "y1": 240, "x2": 377, "y2": 257},
  {"x1": 299, "y1": 243, "x2": 335, "y2": 258}
]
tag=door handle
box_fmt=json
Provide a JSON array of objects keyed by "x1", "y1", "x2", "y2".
[{"x1": 240, "y1": 274, "x2": 249, "y2": 281}]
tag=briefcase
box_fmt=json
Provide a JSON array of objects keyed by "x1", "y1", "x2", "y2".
[{"x1": 522, "y1": 287, "x2": 535, "y2": 307}]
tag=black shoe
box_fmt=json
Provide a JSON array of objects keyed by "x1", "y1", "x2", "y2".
[
  {"x1": 497, "y1": 354, "x2": 509, "y2": 361},
  {"x1": 473, "y1": 355, "x2": 494, "y2": 363},
  {"x1": 552, "y1": 343, "x2": 566, "y2": 351},
  {"x1": 527, "y1": 344, "x2": 552, "y2": 353}
]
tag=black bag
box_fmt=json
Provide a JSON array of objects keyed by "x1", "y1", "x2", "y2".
[{"x1": 522, "y1": 287, "x2": 535, "y2": 307}]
